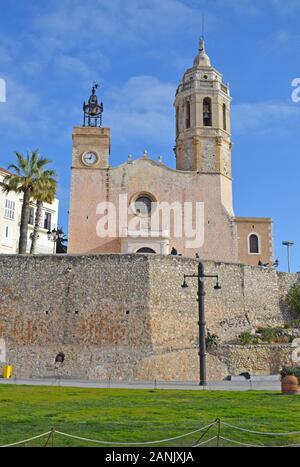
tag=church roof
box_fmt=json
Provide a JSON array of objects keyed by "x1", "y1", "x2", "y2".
[{"x1": 109, "y1": 154, "x2": 221, "y2": 177}]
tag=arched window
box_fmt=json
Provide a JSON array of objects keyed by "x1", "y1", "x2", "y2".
[
  {"x1": 186, "y1": 101, "x2": 191, "y2": 129},
  {"x1": 136, "y1": 248, "x2": 156, "y2": 254},
  {"x1": 203, "y1": 97, "x2": 212, "y2": 127},
  {"x1": 135, "y1": 196, "x2": 152, "y2": 216},
  {"x1": 249, "y1": 234, "x2": 260, "y2": 254},
  {"x1": 223, "y1": 103, "x2": 227, "y2": 131}
]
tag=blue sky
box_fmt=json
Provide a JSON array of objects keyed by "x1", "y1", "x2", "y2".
[{"x1": 0, "y1": 0, "x2": 299, "y2": 271}]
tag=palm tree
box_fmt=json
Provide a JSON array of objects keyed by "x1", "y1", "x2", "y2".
[
  {"x1": 30, "y1": 171, "x2": 57, "y2": 255},
  {"x1": 1, "y1": 150, "x2": 54, "y2": 254},
  {"x1": 55, "y1": 228, "x2": 68, "y2": 254}
]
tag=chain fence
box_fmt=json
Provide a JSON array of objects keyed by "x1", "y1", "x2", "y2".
[{"x1": 1, "y1": 419, "x2": 300, "y2": 447}]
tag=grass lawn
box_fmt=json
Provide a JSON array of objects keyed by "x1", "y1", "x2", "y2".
[{"x1": 0, "y1": 385, "x2": 299, "y2": 447}]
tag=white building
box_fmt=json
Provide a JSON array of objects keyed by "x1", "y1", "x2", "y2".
[{"x1": 0, "y1": 168, "x2": 59, "y2": 255}]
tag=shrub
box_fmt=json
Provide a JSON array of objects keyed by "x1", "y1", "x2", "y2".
[
  {"x1": 206, "y1": 332, "x2": 219, "y2": 350},
  {"x1": 287, "y1": 284, "x2": 300, "y2": 316},
  {"x1": 239, "y1": 332, "x2": 259, "y2": 345},
  {"x1": 259, "y1": 327, "x2": 278, "y2": 343}
]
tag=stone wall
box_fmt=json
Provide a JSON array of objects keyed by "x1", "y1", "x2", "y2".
[
  {"x1": 0, "y1": 254, "x2": 299, "y2": 381},
  {"x1": 214, "y1": 345, "x2": 293, "y2": 376}
]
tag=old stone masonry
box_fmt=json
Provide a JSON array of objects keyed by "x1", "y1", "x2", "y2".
[{"x1": 0, "y1": 254, "x2": 299, "y2": 381}]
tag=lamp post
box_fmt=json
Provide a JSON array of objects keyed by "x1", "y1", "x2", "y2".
[
  {"x1": 47, "y1": 228, "x2": 65, "y2": 254},
  {"x1": 182, "y1": 262, "x2": 221, "y2": 387},
  {"x1": 282, "y1": 241, "x2": 294, "y2": 273}
]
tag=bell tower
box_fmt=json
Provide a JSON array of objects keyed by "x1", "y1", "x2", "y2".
[
  {"x1": 174, "y1": 39, "x2": 232, "y2": 179},
  {"x1": 72, "y1": 84, "x2": 110, "y2": 171},
  {"x1": 68, "y1": 85, "x2": 111, "y2": 254}
]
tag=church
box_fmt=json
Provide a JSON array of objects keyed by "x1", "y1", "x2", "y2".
[{"x1": 68, "y1": 39, "x2": 273, "y2": 266}]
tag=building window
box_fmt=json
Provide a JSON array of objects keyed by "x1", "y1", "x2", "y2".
[
  {"x1": 176, "y1": 107, "x2": 179, "y2": 137},
  {"x1": 135, "y1": 197, "x2": 152, "y2": 217},
  {"x1": 4, "y1": 200, "x2": 15, "y2": 220},
  {"x1": 2, "y1": 224, "x2": 12, "y2": 247},
  {"x1": 44, "y1": 212, "x2": 52, "y2": 231},
  {"x1": 186, "y1": 101, "x2": 191, "y2": 129},
  {"x1": 223, "y1": 103, "x2": 227, "y2": 131},
  {"x1": 249, "y1": 234, "x2": 260, "y2": 254},
  {"x1": 29, "y1": 207, "x2": 35, "y2": 225},
  {"x1": 203, "y1": 97, "x2": 212, "y2": 127}
]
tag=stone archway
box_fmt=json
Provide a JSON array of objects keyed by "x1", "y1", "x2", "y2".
[{"x1": 136, "y1": 248, "x2": 156, "y2": 254}]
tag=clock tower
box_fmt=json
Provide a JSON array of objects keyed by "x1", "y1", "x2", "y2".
[
  {"x1": 68, "y1": 85, "x2": 111, "y2": 253},
  {"x1": 71, "y1": 85, "x2": 110, "y2": 170}
]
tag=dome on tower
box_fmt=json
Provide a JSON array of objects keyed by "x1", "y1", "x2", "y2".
[{"x1": 193, "y1": 38, "x2": 211, "y2": 67}]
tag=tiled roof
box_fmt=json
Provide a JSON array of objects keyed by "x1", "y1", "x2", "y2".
[{"x1": 0, "y1": 167, "x2": 12, "y2": 175}]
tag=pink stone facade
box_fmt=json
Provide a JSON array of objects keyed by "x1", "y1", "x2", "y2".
[{"x1": 68, "y1": 40, "x2": 273, "y2": 266}]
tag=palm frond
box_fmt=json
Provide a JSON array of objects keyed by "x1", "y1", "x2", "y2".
[
  {"x1": 15, "y1": 152, "x2": 28, "y2": 175},
  {"x1": 7, "y1": 164, "x2": 21, "y2": 175},
  {"x1": 4, "y1": 150, "x2": 57, "y2": 202}
]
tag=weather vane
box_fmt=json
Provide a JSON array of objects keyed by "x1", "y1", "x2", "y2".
[{"x1": 83, "y1": 83, "x2": 104, "y2": 127}]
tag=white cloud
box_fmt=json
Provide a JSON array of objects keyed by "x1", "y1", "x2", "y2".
[
  {"x1": 232, "y1": 100, "x2": 300, "y2": 135},
  {"x1": 0, "y1": 78, "x2": 40, "y2": 134},
  {"x1": 262, "y1": 29, "x2": 300, "y2": 57},
  {"x1": 54, "y1": 55, "x2": 93, "y2": 80},
  {"x1": 0, "y1": 72, "x2": 176, "y2": 151},
  {"x1": 0, "y1": 75, "x2": 75, "y2": 143},
  {"x1": 34, "y1": 0, "x2": 186, "y2": 43},
  {"x1": 108, "y1": 109, "x2": 174, "y2": 147},
  {"x1": 105, "y1": 75, "x2": 175, "y2": 146},
  {"x1": 107, "y1": 76, "x2": 175, "y2": 113}
]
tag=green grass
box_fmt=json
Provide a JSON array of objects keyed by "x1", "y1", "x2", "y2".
[{"x1": 0, "y1": 385, "x2": 299, "y2": 447}]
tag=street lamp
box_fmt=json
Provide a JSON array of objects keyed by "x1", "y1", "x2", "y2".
[
  {"x1": 282, "y1": 241, "x2": 294, "y2": 273},
  {"x1": 181, "y1": 262, "x2": 221, "y2": 387},
  {"x1": 47, "y1": 228, "x2": 65, "y2": 254}
]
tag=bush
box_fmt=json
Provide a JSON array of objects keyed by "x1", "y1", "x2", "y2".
[
  {"x1": 206, "y1": 332, "x2": 219, "y2": 350},
  {"x1": 280, "y1": 366, "x2": 300, "y2": 384},
  {"x1": 239, "y1": 332, "x2": 259, "y2": 345},
  {"x1": 259, "y1": 327, "x2": 279, "y2": 343},
  {"x1": 287, "y1": 284, "x2": 300, "y2": 316}
]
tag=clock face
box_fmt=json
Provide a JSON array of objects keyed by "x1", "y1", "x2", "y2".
[{"x1": 82, "y1": 151, "x2": 98, "y2": 166}]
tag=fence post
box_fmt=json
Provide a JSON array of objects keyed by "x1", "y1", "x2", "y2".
[
  {"x1": 44, "y1": 428, "x2": 55, "y2": 447},
  {"x1": 216, "y1": 419, "x2": 221, "y2": 447}
]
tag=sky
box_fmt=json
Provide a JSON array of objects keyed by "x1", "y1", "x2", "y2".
[{"x1": 0, "y1": 0, "x2": 299, "y2": 271}]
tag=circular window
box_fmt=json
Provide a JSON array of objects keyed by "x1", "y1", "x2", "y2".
[{"x1": 135, "y1": 196, "x2": 153, "y2": 216}]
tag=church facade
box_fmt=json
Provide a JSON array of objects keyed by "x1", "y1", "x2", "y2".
[{"x1": 68, "y1": 40, "x2": 273, "y2": 266}]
